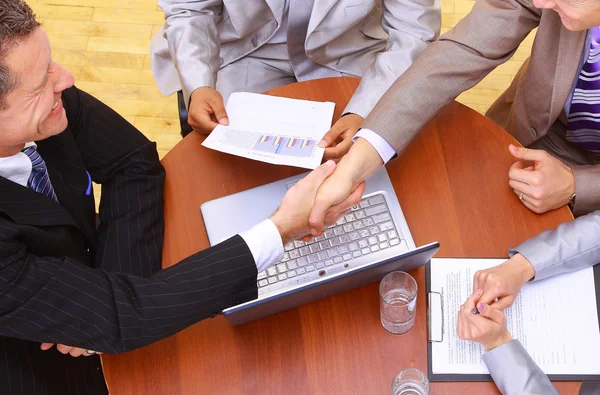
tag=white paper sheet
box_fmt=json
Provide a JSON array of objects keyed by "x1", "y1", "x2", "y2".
[
  {"x1": 201, "y1": 92, "x2": 335, "y2": 169},
  {"x1": 430, "y1": 258, "x2": 600, "y2": 376}
]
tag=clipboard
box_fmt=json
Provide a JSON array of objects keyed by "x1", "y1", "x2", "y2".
[{"x1": 425, "y1": 259, "x2": 600, "y2": 382}]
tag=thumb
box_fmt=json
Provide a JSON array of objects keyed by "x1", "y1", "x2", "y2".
[
  {"x1": 210, "y1": 97, "x2": 229, "y2": 125},
  {"x1": 319, "y1": 121, "x2": 345, "y2": 148},
  {"x1": 508, "y1": 144, "x2": 545, "y2": 162},
  {"x1": 477, "y1": 303, "x2": 504, "y2": 325}
]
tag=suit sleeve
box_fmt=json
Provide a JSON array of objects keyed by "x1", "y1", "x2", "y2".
[
  {"x1": 0, "y1": 88, "x2": 259, "y2": 353},
  {"x1": 361, "y1": 0, "x2": 541, "y2": 154},
  {"x1": 0, "y1": 230, "x2": 257, "y2": 354},
  {"x1": 572, "y1": 165, "x2": 600, "y2": 216},
  {"x1": 157, "y1": 0, "x2": 224, "y2": 104},
  {"x1": 509, "y1": 210, "x2": 600, "y2": 281},
  {"x1": 62, "y1": 87, "x2": 164, "y2": 277},
  {"x1": 483, "y1": 340, "x2": 559, "y2": 395},
  {"x1": 344, "y1": 0, "x2": 441, "y2": 118}
]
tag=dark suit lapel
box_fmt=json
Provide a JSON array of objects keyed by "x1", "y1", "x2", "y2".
[
  {"x1": 0, "y1": 176, "x2": 80, "y2": 229},
  {"x1": 36, "y1": 130, "x2": 96, "y2": 245},
  {"x1": 0, "y1": 130, "x2": 95, "y2": 245}
]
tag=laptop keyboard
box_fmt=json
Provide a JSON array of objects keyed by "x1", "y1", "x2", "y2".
[{"x1": 257, "y1": 193, "x2": 406, "y2": 295}]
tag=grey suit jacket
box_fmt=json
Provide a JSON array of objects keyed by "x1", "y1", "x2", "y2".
[
  {"x1": 151, "y1": 0, "x2": 440, "y2": 117},
  {"x1": 511, "y1": 210, "x2": 600, "y2": 280},
  {"x1": 484, "y1": 211, "x2": 600, "y2": 394},
  {"x1": 484, "y1": 340, "x2": 559, "y2": 395},
  {"x1": 361, "y1": 0, "x2": 600, "y2": 215}
]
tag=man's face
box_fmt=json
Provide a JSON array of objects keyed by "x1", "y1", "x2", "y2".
[
  {"x1": 0, "y1": 27, "x2": 74, "y2": 157},
  {"x1": 533, "y1": 0, "x2": 600, "y2": 31}
]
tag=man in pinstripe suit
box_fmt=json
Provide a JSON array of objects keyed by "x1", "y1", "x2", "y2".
[{"x1": 0, "y1": 2, "x2": 359, "y2": 393}]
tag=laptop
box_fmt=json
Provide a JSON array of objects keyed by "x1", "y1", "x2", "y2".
[{"x1": 200, "y1": 167, "x2": 440, "y2": 325}]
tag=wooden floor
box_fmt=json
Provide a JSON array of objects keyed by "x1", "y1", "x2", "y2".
[{"x1": 29, "y1": 0, "x2": 535, "y2": 156}]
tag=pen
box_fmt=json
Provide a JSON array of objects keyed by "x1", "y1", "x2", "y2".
[{"x1": 85, "y1": 171, "x2": 92, "y2": 196}]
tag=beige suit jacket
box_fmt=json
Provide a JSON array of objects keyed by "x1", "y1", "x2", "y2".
[
  {"x1": 362, "y1": 0, "x2": 600, "y2": 215},
  {"x1": 151, "y1": 0, "x2": 440, "y2": 117}
]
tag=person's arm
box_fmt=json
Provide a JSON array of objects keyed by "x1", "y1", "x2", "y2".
[
  {"x1": 310, "y1": 0, "x2": 542, "y2": 231},
  {"x1": 483, "y1": 340, "x2": 559, "y2": 395},
  {"x1": 343, "y1": 0, "x2": 441, "y2": 119},
  {"x1": 63, "y1": 86, "x2": 165, "y2": 277},
  {"x1": 321, "y1": 0, "x2": 440, "y2": 160},
  {"x1": 572, "y1": 165, "x2": 600, "y2": 216},
  {"x1": 471, "y1": 210, "x2": 600, "y2": 309},
  {"x1": 157, "y1": 0, "x2": 223, "y2": 104},
  {"x1": 360, "y1": 0, "x2": 541, "y2": 153},
  {"x1": 458, "y1": 292, "x2": 558, "y2": 395},
  {"x1": 0, "y1": 229, "x2": 258, "y2": 354},
  {"x1": 509, "y1": 210, "x2": 600, "y2": 281}
]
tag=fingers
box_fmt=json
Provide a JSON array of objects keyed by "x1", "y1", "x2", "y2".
[
  {"x1": 208, "y1": 95, "x2": 229, "y2": 125},
  {"x1": 490, "y1": 296, "x2": 514, "y2": 311},
  {"x1": 40, "y1": 342, "x2": 54, "y2": 351},
  {"x1": 323, "y1": 135, "x2": 355, "y2": 161},
  {"x1": 309, "y1": 199, "x2": 331, "y2": 235},
  {"x1": 508, "y1": 164, "x2": 539, "y2": 185},
  {"x1": 508, "y1": 144, "x2": 547, "y2": 162},
  {"x1": 462, "y1": 289, "x2": 483, "y2": 312},
  {"x1": 188, "y1": 108, "x2": 218, "y2": 133},
  {"x1": 69, "y1": 348, "x2": 86, "y2": 358},
  {"x1": 325, "y1": 182, "x2": 365, "y2": 221},
  {"x1": 56, "y1": 344, "x2": 73, "y2": 355},
  {"x1": 319, "y1": 121, "x2": 345, "y2": 148},
  {"x1": 476, "y1": 303, "x2": 505, "y2": 326},
  {"x1": 509, "y1": 180, "x2": 535, "y2": 197}
]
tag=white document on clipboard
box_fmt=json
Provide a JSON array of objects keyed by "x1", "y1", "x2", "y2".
[
  {"x1": 202, "y1": 92, "x2": 335, "y2": 169},
  {"x1": 428, "y1": 258, "x2": 600, "y2": 376}
]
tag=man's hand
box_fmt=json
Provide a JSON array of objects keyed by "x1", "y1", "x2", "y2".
[
  {"x1": 457, "y1": 290, "x2": 512, "y2": 351},
  {"x1": 472, "y1": 253, "x2": 535, "y2": 310},
  {"x1": 319, "y1": 114, "x2": 364, "y2": 162},
  {"x1": 188, "y1": 87, "x2": 229, "y2": 134},
  {"x1": 270, "y1": 161, "x2": 363, "y2": 244},
  {"x1": 508, "y1": 144, "x2": 575, "y2": 213},
  {"x1": 309, "y1": 138, "x2": 382, "y2": 235},
  {"x1": 41, "y1": 343, "x2": 102, "y2": 358}
]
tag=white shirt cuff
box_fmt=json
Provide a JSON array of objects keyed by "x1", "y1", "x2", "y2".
[
  {"x1": 353, "y1": 129, "x2": 396, "y2": 164},
  {"x1": 239, "y1": 219, "x2": 284, "y2": 273}
]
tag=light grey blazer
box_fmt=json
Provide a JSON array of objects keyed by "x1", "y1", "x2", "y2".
[
  {"x1": 150, "y1": 0, "x2": 440, "y2": 117},
  {"x1": 485, "y1": 210, "x2": 600, "y2": 394}
]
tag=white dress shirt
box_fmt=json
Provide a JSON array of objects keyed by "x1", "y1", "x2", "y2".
[
  {"x1": 0, "y1": 142, "x2": 284, "y2": 273},
  {"x1": 354, "y1": 129, "x2": 397, "y2": 164}
]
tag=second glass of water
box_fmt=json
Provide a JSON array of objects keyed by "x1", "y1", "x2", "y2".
[
  {"x1": 379, "y1": 271, "x2": 417, "y2": 334},
  {"x1": 392, "y1": 368, "x2": 429, "y2": 395}
]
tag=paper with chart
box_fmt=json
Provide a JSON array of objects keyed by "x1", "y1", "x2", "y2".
[
  {"x1": 202, "y1": 92, "x2": 335, "y2": 169},
  {"x1": 429, "y1": 258, "x2": 600, "y2": 376}
]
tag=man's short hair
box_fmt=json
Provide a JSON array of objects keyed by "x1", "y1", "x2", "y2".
[{"x1": 0, "y1": 0, "x2": 40, "y2": 110}]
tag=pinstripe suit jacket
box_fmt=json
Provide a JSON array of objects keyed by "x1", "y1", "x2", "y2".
[
  {"x1": 0, "y1": 87, "x2": 258, "y2": 394},
  {"x1": 361, "y1": 0, "x2": 600, "y2": 215}
]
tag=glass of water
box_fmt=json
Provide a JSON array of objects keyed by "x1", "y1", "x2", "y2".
[
  {"x1": 392, "y1": 368, "x2": 429, "y2": 395},
  {"x1": 379, "y1": 271, "x2": 417, "y2": 334}
]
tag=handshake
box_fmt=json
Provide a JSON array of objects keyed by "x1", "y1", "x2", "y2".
[{"x1": 269, "y1": 160, "x2": 366, "y2": 245}]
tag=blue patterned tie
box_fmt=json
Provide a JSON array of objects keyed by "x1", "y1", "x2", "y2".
[
  {"x1": 22, "y1": 146, "x2": 58, "y2": 202},
  {"x1": 566, "y1": 26, "x2": 600, "y2": 153}
]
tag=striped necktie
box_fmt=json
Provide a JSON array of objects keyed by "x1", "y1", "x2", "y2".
[
  {"x1": 22, "y1": 146, "x2": 58, "y2": 202},
  {"x1": 566, "y1": 26, "x2": 600, "y2": 153}
]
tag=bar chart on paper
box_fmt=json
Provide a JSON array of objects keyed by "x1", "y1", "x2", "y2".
[{"x1": 253, "y1": 135, "x2": 315, "y2": 158}]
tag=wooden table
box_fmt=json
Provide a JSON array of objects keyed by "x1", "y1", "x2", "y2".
[{"x1": 103, "y1": 78, "x2": 579, "y2": 394}]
